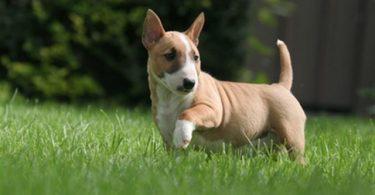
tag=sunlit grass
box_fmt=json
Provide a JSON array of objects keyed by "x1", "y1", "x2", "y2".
[{"x1": 0, "y1": 100, "x2": 374, "y2": 195}]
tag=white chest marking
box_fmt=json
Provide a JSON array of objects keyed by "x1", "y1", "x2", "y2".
[{"x1": 155, "y1": 85, "x2": 194, "y2": 145}]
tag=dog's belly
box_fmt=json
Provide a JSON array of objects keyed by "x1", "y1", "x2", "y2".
[
  {"x1": 191, "y1": 130, "x2": 278, "y2": 152},
  {"x1": 190, "y1": 133, "x2": 226, "y2": 151},
  {"x1": 192, "y1": 114, "x2": 270, "y2": 149}
]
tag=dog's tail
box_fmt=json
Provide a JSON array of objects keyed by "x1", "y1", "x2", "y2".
[{"x1": 276, "y1": 39, "x2": 293, "y2": 91}]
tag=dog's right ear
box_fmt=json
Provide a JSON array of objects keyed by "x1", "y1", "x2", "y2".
[{"x1": 142, "y1": 9, "x2": 165, "y2": 49}]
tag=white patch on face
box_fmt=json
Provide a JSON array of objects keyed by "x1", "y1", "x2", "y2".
[
  {"x1": 163, "y1": 33, "x2": 198, "y2": 94},
  {"x1": 173, "y1": 120, "x2": 196, "y2": 149}
]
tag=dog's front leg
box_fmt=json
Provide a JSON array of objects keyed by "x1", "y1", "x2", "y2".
[{"x1": 173, "y1": 104, "x2": 220, "y2": 149}]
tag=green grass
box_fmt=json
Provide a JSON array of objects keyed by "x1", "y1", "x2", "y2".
[{"x1": 0, "y1": 100, "x2": 374, "y2": 195}]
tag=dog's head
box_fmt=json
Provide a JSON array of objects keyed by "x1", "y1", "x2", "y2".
[{"x1": 142, "y1": 9, "x2": 204, "y2": 95}]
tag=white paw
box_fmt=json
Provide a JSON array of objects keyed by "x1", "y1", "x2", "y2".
[{"x1": 173, "y1": 120, "x2": 195, "y2": 149}]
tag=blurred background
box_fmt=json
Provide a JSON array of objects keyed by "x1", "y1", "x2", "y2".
[{"x1": 0, "y1": 0, "x2": 374, "y2": 115}]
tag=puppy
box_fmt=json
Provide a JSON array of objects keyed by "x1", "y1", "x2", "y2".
[{"x1": 142, "y1": 9, "x2": 306, "y2": 164}]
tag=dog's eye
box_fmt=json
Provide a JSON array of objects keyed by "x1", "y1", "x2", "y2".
[
  {"x1": 164, "y1": 50, "x2": 176, "y2": 61},
  {"x1": 193, "y1": 55, "x2": 199, "y2": 61}
]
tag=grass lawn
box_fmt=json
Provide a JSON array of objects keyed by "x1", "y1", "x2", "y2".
[{"x1": 0, "y1": 100, "x2": 374, "y2": 195}]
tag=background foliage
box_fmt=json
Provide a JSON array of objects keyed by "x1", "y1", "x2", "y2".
[{"x1": 0, "y1": 0, "x2": 254, "y2": 104}]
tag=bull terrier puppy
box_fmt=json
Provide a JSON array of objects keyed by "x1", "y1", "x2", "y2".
[{"x1": 142, "y1": 9, "x2": 306, "y2": 164}]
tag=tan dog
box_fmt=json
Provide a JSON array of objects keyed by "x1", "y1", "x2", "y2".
[{"x1": 142, "y1": 9, "x2": 306, "y2": 164}]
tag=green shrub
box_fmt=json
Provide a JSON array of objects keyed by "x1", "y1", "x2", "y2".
[{"x1": 0, "y1": 0, "x2": 254, "y2": 103}]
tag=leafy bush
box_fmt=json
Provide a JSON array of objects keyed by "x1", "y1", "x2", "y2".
[{"x1": 0, "y1": 0, "x2": 253, "y2": 104}]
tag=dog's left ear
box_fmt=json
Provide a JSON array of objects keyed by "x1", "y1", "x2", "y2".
[{"x1": 185, "y1": 12, "x2": 205, "y2": 46}]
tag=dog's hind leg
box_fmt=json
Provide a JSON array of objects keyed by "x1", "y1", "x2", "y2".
[
  {"x1": 248, "y1": 130, "x2": 288, "y2": 157},
  {"x1": 273, "y1": 119, "x2": 306, "y2": 165}
]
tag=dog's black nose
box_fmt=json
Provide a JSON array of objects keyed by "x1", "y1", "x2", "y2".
[{"x1": 183, "y1": 78, "x2": 195, "y2": 90}]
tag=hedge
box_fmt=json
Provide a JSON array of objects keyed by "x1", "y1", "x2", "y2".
[{"x1": 0, "y1": 0, "x2": 253, "y2": 104}]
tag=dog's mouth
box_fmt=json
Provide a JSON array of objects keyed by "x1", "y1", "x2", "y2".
[{"x1": 176, "y1": 86, "x2": 193, "y2": 93}]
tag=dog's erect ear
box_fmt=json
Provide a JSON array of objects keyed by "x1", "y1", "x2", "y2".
[
  {"x1": 185, "y1": 12, "x2": 205, "y2": 46},
  {"x1": 142, "y1": 9, "x2": 165, "y2": 49}
]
